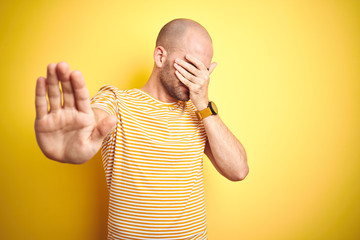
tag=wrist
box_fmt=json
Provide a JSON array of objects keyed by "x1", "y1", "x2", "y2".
[
  {"x1": 195, "y1": 101, "x2": 218, "y2": 121},
  {"x1": 194, "y1": 99, "x2": 209, "y2": 111}
]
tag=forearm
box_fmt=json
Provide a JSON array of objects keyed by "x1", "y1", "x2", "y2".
[
  {"x1": 203, "y1": 115, "x2": 249, "y2": 181},
  {"x1": 172, "y1": 54, "x2": 248, "y2": 180}
]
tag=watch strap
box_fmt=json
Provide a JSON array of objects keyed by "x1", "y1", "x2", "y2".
[{"x1": 196, "y1": 106, "x2": 213, "y2": 120}]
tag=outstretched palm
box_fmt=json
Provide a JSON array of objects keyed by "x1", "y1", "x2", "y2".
[{"x1": 34, "y1": 62, "x2": 116, "y2": 164}]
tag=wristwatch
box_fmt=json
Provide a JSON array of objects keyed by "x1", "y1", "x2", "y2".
[{"x1": 196, "y1": 101, "x2": 218, "y2": 120}]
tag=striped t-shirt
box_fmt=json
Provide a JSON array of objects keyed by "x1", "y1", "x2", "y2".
[{"x1": 90, "y1": 85, "x2": 208, "y2": 240}]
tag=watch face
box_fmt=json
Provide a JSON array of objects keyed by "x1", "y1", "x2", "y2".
[{"x1": 209, "y1": 101, "x2": 218, "y2": 114}]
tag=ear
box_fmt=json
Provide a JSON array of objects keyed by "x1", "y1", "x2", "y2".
[{"x1": 154, "y1": 46, "x2": 167, "y2": 68}]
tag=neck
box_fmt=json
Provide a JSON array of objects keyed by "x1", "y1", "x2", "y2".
[{"x1": 140, "y1": 70, "x2": 177, "y2": 103}]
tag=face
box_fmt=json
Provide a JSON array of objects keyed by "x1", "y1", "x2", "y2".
[
  {"x1": 159, "y1": 31, "x2": 213, "y2": 102},
  {"x1": 159, "y1": 51, "x2": 190, "y2": 102}
]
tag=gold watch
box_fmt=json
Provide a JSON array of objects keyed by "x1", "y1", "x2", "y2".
[{"x1": 196, "y1": 101, "x2": 218, "y2": 120}]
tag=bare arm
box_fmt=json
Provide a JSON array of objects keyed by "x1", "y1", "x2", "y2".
[
  {"x1": 203, "y1": 115, "x2": 249, "y2": 181},
  {"x1": 174, "y1": 54, "x2": 249, "y2": 181},
  {"x1": 34, "y1": 62, "x2": 116, "y2": 164}
]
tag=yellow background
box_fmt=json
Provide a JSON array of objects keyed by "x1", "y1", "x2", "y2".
[{"x1": 1, "y1": 0, "x2": 359, "y2": 239}]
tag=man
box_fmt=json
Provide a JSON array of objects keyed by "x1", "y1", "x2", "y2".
[{"x1": 35, "y1": 18, "x2": 248, "y2": 240}]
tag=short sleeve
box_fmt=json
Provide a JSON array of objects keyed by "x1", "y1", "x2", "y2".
[
  {"x1": 90, "y1": 85, "x2": 118, "y2": 189},
  {"x1": 90, "y1": 85, "x2": 118, "y2": 116}
]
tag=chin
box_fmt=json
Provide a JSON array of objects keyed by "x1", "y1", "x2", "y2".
[
  {"x1": 176, "y1": 89, "x2": 190, "y2": 101},
  {"x1": 180, "y1": 97, "x2": 190, "y2": 102}
]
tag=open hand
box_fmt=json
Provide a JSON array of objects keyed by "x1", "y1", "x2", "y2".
[
  {"x1": 173, "y1": 54, "x2": 217, "y2": 110},
  {"x1": 34, "y1": 62, "x2": 116, "y2": 164}
]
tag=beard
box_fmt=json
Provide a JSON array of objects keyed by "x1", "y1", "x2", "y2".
[{"x1": 159, "y1": 60, "x2": 190, "y2": 102}]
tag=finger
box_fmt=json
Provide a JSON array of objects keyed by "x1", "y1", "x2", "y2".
[
  {"x1": 56, "y1": 62, "x2": 74, "y2": 109},
  {"x1": 174, "y1": 63, "x2": 197, "y2": 83},
  {"x1": 209, "y1": 62, "x2": 217, "y2": 74},
  {"x1": 185, "y1": 54, "x2": 207, "y2": 71},
  {"x1": 175, "y1": 58, "x2": 200, "y2": 76},
  {"x1": 35, "y1": 76, "x2": 48, "y2": 119},
  {"x1": 46, "y1": 63, "x2": 62, "y2": 112},
  {"x1": 91, "y1": 115, "x2": 117, "y2": 142},
  {"x1": 175, "y1": 70, "x2": 195, "y2": 89},
  {"x1": 70, "y1": 70, "x2": 92, "y2": 114}
]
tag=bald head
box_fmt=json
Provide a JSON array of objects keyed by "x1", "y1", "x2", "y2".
[
  {"x1": 156, "y1": 18, "x2": 212, "y2": 50},
  {"x1": 145, "y1": 19, "x2": 215, "y2": 102}
]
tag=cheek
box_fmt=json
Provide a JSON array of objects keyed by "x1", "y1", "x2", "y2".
[{"x1": 166, "y1": 59, "x2": 176, "y2": 74}]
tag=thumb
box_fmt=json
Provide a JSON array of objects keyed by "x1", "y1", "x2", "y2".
[{"x1": 91, "y1": 115, "x2": 117, "y2": 142}]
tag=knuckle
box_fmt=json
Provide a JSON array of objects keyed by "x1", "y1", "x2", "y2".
[{"x1": 203, "y1": 73, "x2": 209, "y2": 80}]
